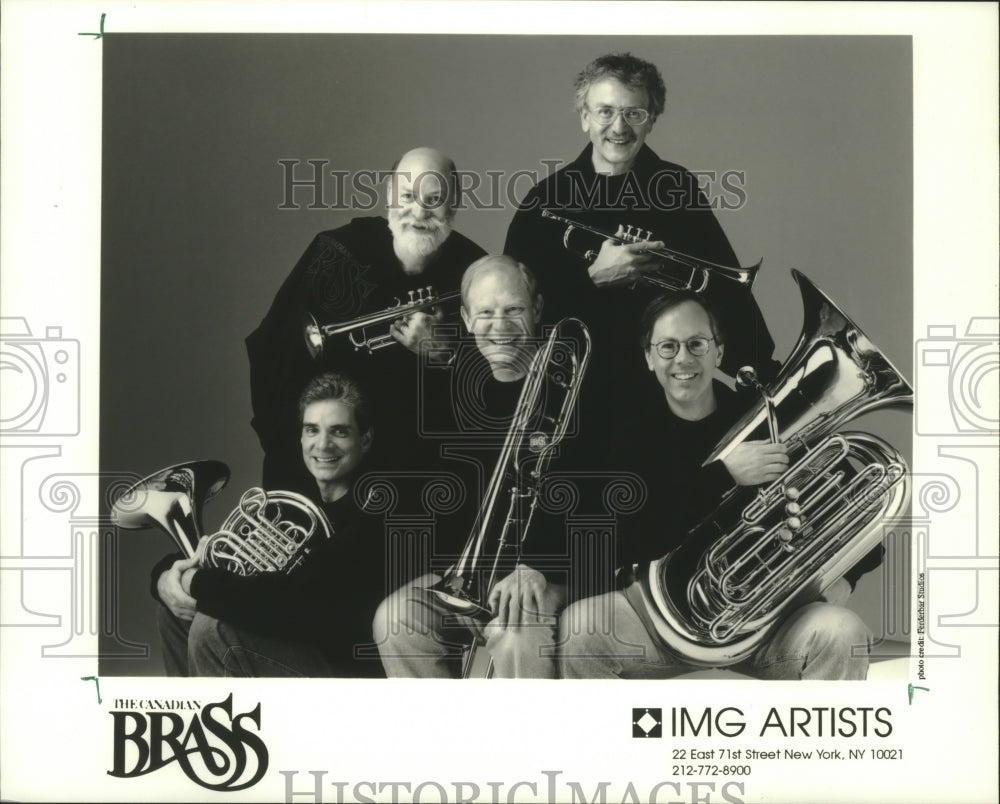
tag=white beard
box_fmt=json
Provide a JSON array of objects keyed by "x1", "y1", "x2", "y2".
[{"x1": 388, "y1": 215, "x2": 452, "y2": 260}]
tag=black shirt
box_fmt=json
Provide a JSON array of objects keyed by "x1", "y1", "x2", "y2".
[
  {"x1": 246, "y1": 216, "x2": 486, "y2": 495},
  {"x1": 152, "y1": 491, "x2": 388, "y2": 677}
]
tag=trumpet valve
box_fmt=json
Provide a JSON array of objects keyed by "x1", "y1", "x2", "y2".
[
  {"x1": 784, "y1": 486, "x2": 801, "y2": 502},
  {"x1": 784, "y1": 501, "x2": 802, "y2": 517},
  {"x1": 408, "y1": 290, "x2": 416, "y2": 303}
]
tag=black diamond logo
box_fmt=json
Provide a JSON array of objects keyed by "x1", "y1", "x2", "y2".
[{"x1": 632, "y1": 707, "x2": 662, "y2": 738}]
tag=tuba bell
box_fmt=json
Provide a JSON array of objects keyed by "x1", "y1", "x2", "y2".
[
  {"x1": 112, "y1": 460, "x2": 333, "y2": 575},
  {"x1": 634, "y1": 269, "x2": 913, "y2": 666}
]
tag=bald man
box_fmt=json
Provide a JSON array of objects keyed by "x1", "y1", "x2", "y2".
[
  {"x1": 373, "y1": 255, "x2": 575, "y2": 679},
  {"x1": 247, "y1": 147, "x2": 486, "y2": 494}
]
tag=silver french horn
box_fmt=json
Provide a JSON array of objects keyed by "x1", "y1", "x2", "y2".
[{"x1": 111, "y1": 461, "x2": 332, "y2": 575}]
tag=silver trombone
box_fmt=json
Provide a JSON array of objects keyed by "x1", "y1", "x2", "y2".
[
  {"x1": 303, "y1": 286, "x2": 460, "y2": 358},
  {"x1": 421, "y1": 317, "x2": 592, "y2": 677}
]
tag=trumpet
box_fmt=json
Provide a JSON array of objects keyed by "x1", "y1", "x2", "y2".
[
  {"x1": 304, "y1": 286, "x2": 460, "y2": 358},
  {"x1": 541, "y1": 209, "x2": 760, "y2": 293},
  {"x1": 422, "y1": 317, "x2": 592, "y2": 676}
]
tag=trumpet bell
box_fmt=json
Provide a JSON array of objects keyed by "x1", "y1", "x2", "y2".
[{"x1": 111, "y1": 460, "x2": 230, "y2": 558}]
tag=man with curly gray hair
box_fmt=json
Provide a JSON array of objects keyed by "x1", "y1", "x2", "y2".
[{"x1": 505, "y1": 53, "x2": 779, "y2": 412}]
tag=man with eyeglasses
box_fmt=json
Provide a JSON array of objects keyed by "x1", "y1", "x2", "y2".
[
  {"x1": 247, "y1": 147, "x2": 486, "y2": 496},
  {"x1": 556, "y1": 293, "x2": 879, "y2": 680},
  {"x1": 504, "y1": 53, "x2": 780, "y2": 420}
]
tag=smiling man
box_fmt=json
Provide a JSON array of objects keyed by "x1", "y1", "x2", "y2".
[
  {"x1": 504, "y1": 53, "x2": 779, "y2": 425},
  {"x1": 557, "y1": 293, "x2": 881, "y2": 680},
  {"x1": 459, "y1": 254, "x2": 543, "y2": 382},
  {"x1": 373, "y1": 256, "x2": 575, "y2": 679},
  {"x1": 152, "y1": 372, "x2": 389, "y2": 677},
  {"x1": 247, "y1": 147, "x2": 486, "y2": 496}
]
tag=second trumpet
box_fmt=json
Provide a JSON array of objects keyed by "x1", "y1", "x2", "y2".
[
  {"x1": 304, "y1": 286, "x2": 460, "y2": 358},
  {"x1": 541, "y1": 209, "x2": 760, "y2": 293}
]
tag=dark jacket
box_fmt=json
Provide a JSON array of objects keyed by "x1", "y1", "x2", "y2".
[
  {"x1": 246, "y1": 216, "x2": 486, "y2": 495},
  {"x1": 504, "y1": 144, "x2": 780, "y2": 385},
  {"x1": 151, "y1": 491, "x2": 389, "y2": 676}
]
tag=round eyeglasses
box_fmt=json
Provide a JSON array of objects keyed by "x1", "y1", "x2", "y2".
[
  {"x1": 586, "y1": 105, "x2": 650, "y2": 127},
  {"x1": 648, "y1": 337, "x2": 715, "y2": 359}
]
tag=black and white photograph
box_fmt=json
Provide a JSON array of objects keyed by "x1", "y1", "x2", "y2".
[{"x1": 1, "y1": 3, "x2": 997, "y2": 803}]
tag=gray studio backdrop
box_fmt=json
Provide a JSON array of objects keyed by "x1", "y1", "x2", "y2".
[{"x1": 99, "y1": 35, "x2": 912, "y2": 675}]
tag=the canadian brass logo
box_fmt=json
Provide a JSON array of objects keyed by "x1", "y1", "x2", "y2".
[{"x1": 109, "y1": 694, "x2": 268, "y2": 791}]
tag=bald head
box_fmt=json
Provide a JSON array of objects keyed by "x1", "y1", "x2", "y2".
[
  {"x1": 390, "y1": 147, "x2": 458, "y2": 212},
  {"x1": 460, "y1": 255, "x2": 537, "y2": 310},
  {"x1": 394, "y1": 147, "x2": 455, "y2": 179}
]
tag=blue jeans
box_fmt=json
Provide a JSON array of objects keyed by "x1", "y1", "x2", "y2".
[
  {"x1": 558, "y1": 588, "x2": 872, "y2": 680},
  {"x1": 156, "y1": 606, "x2": 335, "y2": 677}
]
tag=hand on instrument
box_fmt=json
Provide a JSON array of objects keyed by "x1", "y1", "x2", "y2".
[
  {"x1": 487, "y1": 564, "x2": 549, "y2": 630},
  {"x1": 390, "y1": 308, "x2": 447, "y2": 355},
  {"x1": 587, "y1": 226, "x2": 665, "y2": 288},
  {"x1": 819, "y1": 576, "x2": 852, "y2": 607},
  {"x1": 156, "y1": 555, "x2": 200, "y2": 621},
  {"x1": 722, "y1": 440, "x2": 790, "y2": 486}
]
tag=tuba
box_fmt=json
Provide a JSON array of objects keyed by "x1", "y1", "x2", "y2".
[
  {"x1": 634, "y1": 269, "x2": 912, "y2": 666},
  {"x1": 422, "y1": 318, "x2": 591, "y2": 674},
  {"x1": 112, "y1": 460, "x2": 333, "y2": 575},
  {"x1": 541, "y1": 209, "x2": 761, "y2": 293},
  {"x1": 304, "y1": 286, "x2": 460, "y2": 358}
]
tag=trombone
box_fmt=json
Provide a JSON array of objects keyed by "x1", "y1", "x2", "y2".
[
  {"x1": 303, "y1": 286, "x2": 460, "y2": 358},
  {"x1": 421, "y1": 317, "x2": 592, "y2": 677},
  {"x1": 541, "y1": 209, "x2": 761, "y2": 293}
]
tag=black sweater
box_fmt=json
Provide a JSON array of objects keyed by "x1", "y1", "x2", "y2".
[{"x1": 151, "y1": 492, "x2": 388, "y2": 676}]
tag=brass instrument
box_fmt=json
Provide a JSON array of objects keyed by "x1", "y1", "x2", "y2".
[
  {"x1": 422, "y1": 317, "x2": 592, "y2": 676},
  {"x1": 634, "y1": 269, "x2": 912, "y2": 666},
  {"x1": 541, "y1": 209, "x2": 761, "y2": 293},
  {"x1": 112, "y1": 460, "x2": 333, "y2": 575},
  {"x1": 304, "y1": 286, "x2": 460, "y2": 358}
]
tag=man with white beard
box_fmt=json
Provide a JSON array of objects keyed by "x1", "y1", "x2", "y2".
[{"x1": 247, "y1": 147, "x2": 486, "y2": 495}]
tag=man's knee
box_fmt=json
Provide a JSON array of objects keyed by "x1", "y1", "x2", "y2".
[
  {"x1": 187, "y1": 613, "x2": 228, "y2": 674},
  {"x1": 372, "y1": 590, "x2": 409, "y2": 646},
  {"x1": 797, "y1": 602, "x2": 872, "y2": 650}
]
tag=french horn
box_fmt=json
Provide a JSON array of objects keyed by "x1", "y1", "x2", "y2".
[{"x1": 111, "y1": 460, "x2": 332, "y2": 575}]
